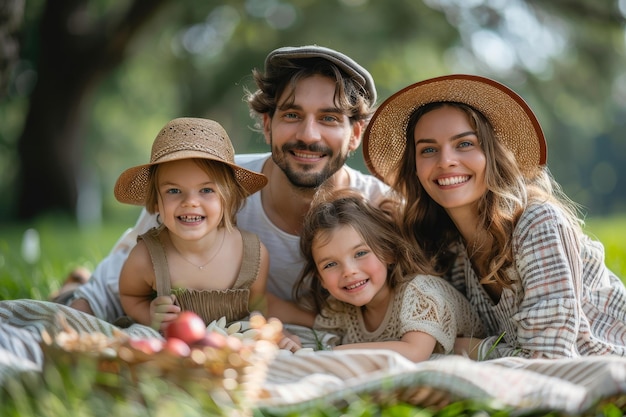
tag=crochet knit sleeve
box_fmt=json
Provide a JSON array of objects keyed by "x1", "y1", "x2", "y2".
[{"x1": 398, "y1": 275, "x2": 486, "y2": 354}]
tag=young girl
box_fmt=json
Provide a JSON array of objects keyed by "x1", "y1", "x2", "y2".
[
  {"x1": 363, "y1": 74, "x2": 626, "y2": 360},
  {"x1": 115, "y1": 117, "x2": 270, "y2": 331},
  {"x1": 279, "y1": 188, "x2": 485, "y2": 362}
]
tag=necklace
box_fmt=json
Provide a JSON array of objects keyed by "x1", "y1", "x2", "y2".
[{"x1": 172, "y1": 229, "x2": 225, "y2": 270}]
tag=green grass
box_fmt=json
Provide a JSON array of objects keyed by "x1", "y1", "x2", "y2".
[
  {"x1": 1, "y1": 214, "x2": 625, "y2": 416},
  {"x1": 584, "y1": 215, "x2": 626, "y2": 280},
  {"x1": 0, "y1": 215, "x2": 133, "y2": 301}
]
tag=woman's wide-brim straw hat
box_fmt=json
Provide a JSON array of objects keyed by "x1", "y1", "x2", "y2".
[
  {"x1": 363, "y1": 74, "x2": 547, "y2": 184},
  {"x1": 114, "y1": 117, "x2": 268, "y2": 205}
]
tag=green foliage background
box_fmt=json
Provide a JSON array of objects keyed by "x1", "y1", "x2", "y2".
[{"x1": 2, "y1": 0, "x2": 626, "y2": 223}]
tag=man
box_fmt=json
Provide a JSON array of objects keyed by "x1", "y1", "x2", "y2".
[{"x1": 60, "y1": 45, "x2": 389, "y2": 322}]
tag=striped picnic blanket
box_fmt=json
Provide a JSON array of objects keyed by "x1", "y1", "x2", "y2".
[{"x1": 1, "y1": 299, "x2": 625, "y2": 414}]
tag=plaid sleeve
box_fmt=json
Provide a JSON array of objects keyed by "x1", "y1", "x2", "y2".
[{"x1": 506, "y1": 204, "x2": 583, "y2": 358}]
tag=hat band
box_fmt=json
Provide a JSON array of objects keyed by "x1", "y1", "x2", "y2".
[{"x1": 152, "y1": 143, "x2": 233, "y2": 164}]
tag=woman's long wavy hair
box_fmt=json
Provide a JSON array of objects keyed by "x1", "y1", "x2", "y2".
[
  {"x1": 393, "y1": 102, "x2": 582, "y2": 287},
  {"x1": 293, "y1": 188, "x2": 434, "y2": 315}
]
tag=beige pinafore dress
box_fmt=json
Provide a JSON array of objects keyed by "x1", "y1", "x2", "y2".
[{"x1": 139, "y1": 226, "x2": 261, "y2": 325}]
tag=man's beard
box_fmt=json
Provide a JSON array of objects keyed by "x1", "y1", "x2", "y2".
[{"x1": 271, "y1": 140, "x2": 348, "y2": 189}]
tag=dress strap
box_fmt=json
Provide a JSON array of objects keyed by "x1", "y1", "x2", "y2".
[
  {"x1": 233, "y1": 229, "x2": 261, "y2": 288},
  {"x1": 138, "y1": 226, "x2": 171, "y2": 297}
]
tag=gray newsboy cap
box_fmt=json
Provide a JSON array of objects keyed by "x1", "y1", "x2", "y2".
[{"x1": 265, "y1": 45, "x2": 377, "y2": 105}]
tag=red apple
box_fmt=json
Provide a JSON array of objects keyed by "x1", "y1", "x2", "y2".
[
  {"x1": 194, "y1": 331, "x2": 227, "y2": 349},
  {"x1": 164, "y1": 337, "x2": 191, "y2": 357},
  {"x1": 128, "y1": 337, "x2": 164, "y2": 354},
  {"x1": 165, "y1": 311, "x2": 206, "y2": 344}
]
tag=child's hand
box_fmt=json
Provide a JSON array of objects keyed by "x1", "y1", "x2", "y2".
[
  {"x1": 454, "y1": 336, "x2": 483, "y2": 360},
  {"x1": 150, "y1": 295, "x2": 181, "y2": 332},
  {"x1": 278, "y1": 331, "x2": 302, "y2": 352}
]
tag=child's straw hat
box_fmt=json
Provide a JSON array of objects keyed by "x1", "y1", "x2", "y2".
[{"x1": 114, "y1": 117, "x2": 268, "y2": 205}]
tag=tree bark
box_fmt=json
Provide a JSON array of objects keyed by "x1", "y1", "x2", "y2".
[
  {"x1": 16, "y1": 0, "x2": 169, "y2": 220},
  {"x1": 0, "y1": 0, "x2": 25, "y2": 98}
]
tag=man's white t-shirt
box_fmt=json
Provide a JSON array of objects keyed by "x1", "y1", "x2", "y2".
[{"x1": 73, "y1": 153, "x2": 390, "y2": 322}]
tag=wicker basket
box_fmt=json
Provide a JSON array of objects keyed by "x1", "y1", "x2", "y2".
[{"x1": 40, "y1": 313, "x2": 280, "y2": 409}]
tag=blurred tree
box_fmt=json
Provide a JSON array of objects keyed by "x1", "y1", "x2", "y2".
[
  {"x1": 13, "y1": 0, "x2": 170, "y2": 220},
  {"x1": 0, "y1": 0, "x2": 24, "y2": 97},
  {"x1": 423, "y1": 0, "x2": 626, "y2": 213},
  {"x1": 2, "y1": 0, "x2": 626, "y2": 222}
]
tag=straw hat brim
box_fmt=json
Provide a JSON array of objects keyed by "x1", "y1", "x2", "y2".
[
  {"x1": 363, "y1": 74, "x2": 547, "y2": 184},
  {"x1": 114, "y1": 150, "x2": 268, "y2": 206}
]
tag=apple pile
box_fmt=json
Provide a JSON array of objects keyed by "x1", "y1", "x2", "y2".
[
  {"x1": 124, "y1": 312, "x2": 281, "y2": 367},
  {"x1": 123, "y1": 311, "x2": 216, "y2": 358},
  {"x1": 42, "y1": 311, "x2": 282, "y2": 389},
  {"x1": 124, "y1": 311, "x2": 262, "y2": 359}
]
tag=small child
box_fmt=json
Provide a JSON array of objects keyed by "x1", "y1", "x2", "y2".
[
  {"x1": 279, "y1": 188, "x2": 485, "y2": 362},
  {"x1": 115, "y1": 117, "x2": 269, "y2": 331}
]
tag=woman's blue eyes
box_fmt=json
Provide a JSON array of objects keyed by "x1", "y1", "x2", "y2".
[{"x1": 418, "y1": 140, "x2": 475, "y2": 154}]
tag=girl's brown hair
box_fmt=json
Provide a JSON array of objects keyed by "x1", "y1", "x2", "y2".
[{"x1": 293, "y1": 188, "x2": 434, "y2": 315}]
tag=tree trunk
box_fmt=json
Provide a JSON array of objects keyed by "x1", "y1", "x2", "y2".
[
  {"x1": 16, "y1": 0, "x2": 168, "y2": 220},
  {"x1": 0, "y1": 0, "x2": 25, "y2": 98}
]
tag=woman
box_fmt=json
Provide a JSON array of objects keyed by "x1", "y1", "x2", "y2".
[{"x1": 363, "y1": 74, "x2": 626, "y2": 360}]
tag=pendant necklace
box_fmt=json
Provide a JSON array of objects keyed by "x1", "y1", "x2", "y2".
[{"x1": 173, "y1": 229, "x2": 225, "y2": 270}]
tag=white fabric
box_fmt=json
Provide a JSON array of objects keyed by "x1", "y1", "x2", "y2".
[
  {"x1": 0, "y1": 300, "x2": 161, "y2": 367},
  {"x1": 259, "y1": 350, "x2": 626, "y2": 414},
  {"x1": 1, "y1": 299, "x2": 625, "y2": 415}
]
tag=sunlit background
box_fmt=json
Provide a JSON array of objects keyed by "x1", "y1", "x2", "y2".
[{"x1": 1, "y1": 0, "x2": 625, "y2": 228}]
